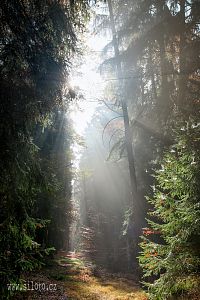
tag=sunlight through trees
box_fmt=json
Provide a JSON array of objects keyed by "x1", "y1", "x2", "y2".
[{"x1": 0, "y1": 1, "x2": 199, "y2": 299}]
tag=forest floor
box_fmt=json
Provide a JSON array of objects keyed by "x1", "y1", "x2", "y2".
[{"x1": 16, "y1": 251, "x2": 147, "y2": 300}]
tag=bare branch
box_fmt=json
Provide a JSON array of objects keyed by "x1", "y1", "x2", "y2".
[
  {"x1": 108, "y1": 128, "x2": 124, "y2": 150},
  {"x1": 102, "y1": 115, "x2": 123, "y2": 145},
  {"x1": 98, "y1": 98, "x2": 122, "y2": 115}
]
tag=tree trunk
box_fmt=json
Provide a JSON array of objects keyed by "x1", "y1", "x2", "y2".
[
  {"x1": 157, "y1": 1, "x2": 170, "y2": 121},
  {"x1": 107, "y1": 0, "x2": 143, "y2": 266},
  {"x1": 178, "y1": 0, "x2": 187, "y2": 109}
]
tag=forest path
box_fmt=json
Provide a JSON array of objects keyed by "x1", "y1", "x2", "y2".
[{"x1": 19, "y1": 252, "x2": 147, "y2": 300}]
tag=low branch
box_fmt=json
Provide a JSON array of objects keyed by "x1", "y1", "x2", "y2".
[{"x1": 102, "y1": 115, "x2": 123, "y2": 145}]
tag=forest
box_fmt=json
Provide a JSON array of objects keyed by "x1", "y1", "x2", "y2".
[{"x1": 0, "y1": 1, "x2": 199, "y2": 299}]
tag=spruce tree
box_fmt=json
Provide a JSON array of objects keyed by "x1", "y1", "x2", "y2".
[{"x1": 139, "y1": 118, "x2": 200, "y2": 299}]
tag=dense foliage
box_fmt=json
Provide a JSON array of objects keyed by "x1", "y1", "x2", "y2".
[
  {"x1": 0, "y1": 0, "x2": 89, "y2": 298},
  {"x1": 139, "y1": 119, "x2": 200, "y2": 299}
]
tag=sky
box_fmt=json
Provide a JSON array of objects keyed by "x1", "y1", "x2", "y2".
[{"x1": 70, "y1": 21, "x2": 109, "y2": 135}]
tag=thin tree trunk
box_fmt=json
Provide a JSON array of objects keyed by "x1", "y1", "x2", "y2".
[
  {"x1": 149, "y1": 44, "x2": 157, "y2": 102},
  {"x1": 107, "y1": 0, "x2": 142, "y2": 261},
  {"x1": 156, "y1": 1, "x2": 171, "y2": 122},
  {"x1": 178, "y1": 0, "x2": 186, "y2": 108}
]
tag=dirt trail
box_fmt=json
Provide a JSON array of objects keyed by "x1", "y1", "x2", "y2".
[
  {"x1": 63, "y1": 277, "x2": 147, "y2": 300},
  {"x1": 16, "y1": 252, "x2": 147, "y2": 300}
]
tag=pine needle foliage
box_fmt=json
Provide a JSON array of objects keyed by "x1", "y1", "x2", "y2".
[
  {"x1": 0, "y1": 1, "x2": 89, "y2": 298},
  {"x1": 139, "y1": 119, "x2": 200, "y2": 299}
]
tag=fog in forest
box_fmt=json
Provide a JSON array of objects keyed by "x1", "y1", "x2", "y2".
[{"x1": 1, "y1": 1, "x2": 199, "y2": 299}]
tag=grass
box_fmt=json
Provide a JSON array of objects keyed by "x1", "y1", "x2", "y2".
[
  {"x1": 63, "y1": 278, "x2": 147, "y2": 300},
  {"x1": 17, "y1": 253, "x2": 148, "y2": 300},
  {"x1": 55, "y1": 255, "x2": 148, "y2": 300}
]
